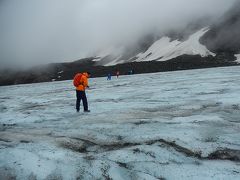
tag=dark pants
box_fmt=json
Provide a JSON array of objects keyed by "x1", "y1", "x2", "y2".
[{"x1": 76, "y1": 90, "x2": 88, "y2": 111}]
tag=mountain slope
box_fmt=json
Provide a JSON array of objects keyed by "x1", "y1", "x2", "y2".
[
  {"x1": 200, "y1": 1, "x2": 240, "y2": 54},
  {"x1": 94, "y1": 1, "x2": 240, "y2": 67},
  {"x1": 95, "y1": 27, "x2": 218, "y2": 66},
  {"x1": 134, "y1": 28, "x2": 215, "y2": 62}
]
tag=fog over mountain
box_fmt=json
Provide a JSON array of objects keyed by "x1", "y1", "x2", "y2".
[
  {"x1": 201, "y1": 0, "x2": 240, "y2": 54},
  {"x1": 0, "y1": 0, "x2": 236, "y2": 69}
]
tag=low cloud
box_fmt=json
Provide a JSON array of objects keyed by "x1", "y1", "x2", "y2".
[{"x1": 0, "y1": 0, "x2": 236, "y2": 68}]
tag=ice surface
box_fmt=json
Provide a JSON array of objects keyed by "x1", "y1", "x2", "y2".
[{"x1": 0, "y1": 66, "x2": 240, "y2": 179}]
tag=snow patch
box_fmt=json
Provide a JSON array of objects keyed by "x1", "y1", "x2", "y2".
[
  {"x1": 235, "y1": 54, "x2": 240, "y2": 63},
  {"x1": 135, "y1": 27, "x2": 216, "y2": 62}
]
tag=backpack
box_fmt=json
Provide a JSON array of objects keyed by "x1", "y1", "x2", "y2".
[{"x1": 73, "y1": 73, "x2": 83, "y2": 87}]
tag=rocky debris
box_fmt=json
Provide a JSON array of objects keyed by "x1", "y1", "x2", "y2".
[
  {"x1": 56, "y1": 137, "x2": 88, "y2": 153},
  {"x1": 57, "y1": 136, "x2": 240, "y2": 162},
  {"x1": 208, "y1": 148, "x2": 240, "y2": 161}
]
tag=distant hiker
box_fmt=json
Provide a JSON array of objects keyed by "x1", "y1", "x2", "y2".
[
  {"x1": 107, "y1": 73, "x2": 111, "y2": 80},
  {"x1": 116, "y1": 71, "x2": 120, "y2": 78},
  {"x1": 131, "y1": 69, "x2": 135, "y2": 74},
  {"x1": 128, "y1": 69, "x2": 134, "y2": 75},
  {"x1": 73, "y1": 72, "x2": 91, "y2": 112}
]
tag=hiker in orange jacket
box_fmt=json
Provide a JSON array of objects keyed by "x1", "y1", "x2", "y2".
[{"x1": 75, "y1": 72, "x2": 91, "y2": 112}]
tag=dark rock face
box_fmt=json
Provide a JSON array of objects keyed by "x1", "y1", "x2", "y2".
[
  {"x1": 201, "y1": 1, "x2": 240, "y2": 54},
  {"x1": 0, "y1": 55, "x2": 238, "y2": 86}
]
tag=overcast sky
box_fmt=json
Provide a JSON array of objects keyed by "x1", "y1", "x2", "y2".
[{"x1": 0, "y1": 0, "x2": 236, "y2": 68}]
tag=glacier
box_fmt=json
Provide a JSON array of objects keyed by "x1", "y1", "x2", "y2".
[{"x1": 0, "y1": 66, "x2": 240, "y2": 179}]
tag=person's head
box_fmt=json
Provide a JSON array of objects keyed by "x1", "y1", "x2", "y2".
[{"x1": 86, "y1": 72, "x2": 91, "y2": 78}]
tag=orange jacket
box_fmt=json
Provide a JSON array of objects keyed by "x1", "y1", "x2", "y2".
[{"x1": 76, "y1": 73, "x2": 89, "y2": 91}]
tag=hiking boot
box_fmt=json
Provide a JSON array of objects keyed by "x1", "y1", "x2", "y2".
[
  {"x1": 76, "y1": 109, "x2": 80, "y2": 113},
  {"x1": 84, "y1": 110, "x2": 90, "y2": 112}
]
